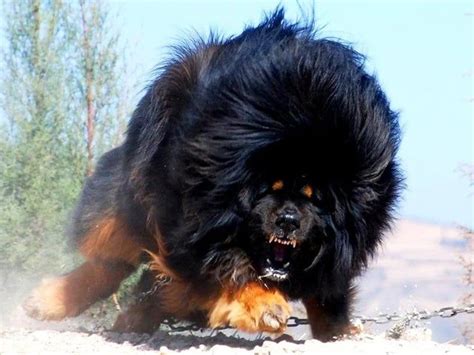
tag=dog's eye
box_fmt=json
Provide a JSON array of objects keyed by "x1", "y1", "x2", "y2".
[
  {"x1": 301, "y1": 184, "x2": 313, "y2": 198},
  {"x1": 272, "y1": 180, "x2": 284, "y2": 191}
]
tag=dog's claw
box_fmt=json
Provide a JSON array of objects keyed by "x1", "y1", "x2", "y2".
[
  {"x1": 262, "y1": 311, "x2": 282, "y2": 330},
  {"x1": 259, "y1": 303, "x2": 289, "y2": 332}
]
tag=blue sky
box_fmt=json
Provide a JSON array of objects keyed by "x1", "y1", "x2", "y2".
[
  {"x1": 1, "y1": 1, "x2": 472, "y2": 227},
  {"x1": 110, "y1": 0, "x2": 473, "y2": 227}
]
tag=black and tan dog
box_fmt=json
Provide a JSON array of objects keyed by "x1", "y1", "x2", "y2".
[{"x1": 24, "y1": 9, "x2": 402, "y2": 341}]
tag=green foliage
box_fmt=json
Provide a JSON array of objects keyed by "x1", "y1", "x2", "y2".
[
  {"x1": 0, "y1": 0, "x2": 133, "y2": 275},
  {"x1": 75, "y1": 0, "x2": 132, "y2": 166}
]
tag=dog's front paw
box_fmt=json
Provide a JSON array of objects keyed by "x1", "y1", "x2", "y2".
[
  {"x1": 23, "y1": 277, "x2": 72, "y2": 321},
  {"x1": 256, "y1": 300, "x2": 290, "y2": 332},
  {"x1": 209, "y1": 282, "x2": 291, "y2": 333}
]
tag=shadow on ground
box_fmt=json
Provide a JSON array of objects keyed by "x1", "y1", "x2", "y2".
[{"x1": 102, "y1": 329, "x2": 300, "y2": 351}]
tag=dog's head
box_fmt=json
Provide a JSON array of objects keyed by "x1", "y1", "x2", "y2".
[
  {"x1": 236, "y1": 133, "x2": 401, "y2": 293},
  {"x1": 235, "y1": 133, "x2": 391, "y2": 288},
  {"x1": 247, "y1": 175, "x2": 321, "y2": 282}
]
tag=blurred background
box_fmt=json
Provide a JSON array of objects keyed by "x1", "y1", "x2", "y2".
[{"x1": 0, "y1": 0, "x2": 472, "y2": 345}]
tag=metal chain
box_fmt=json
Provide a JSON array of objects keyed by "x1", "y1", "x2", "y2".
[
  {"x1": 351, "y1": 303, "x2": 474, "y2": 325},
  {"x1": 156, "y1": 303, "x2": 474, "y2": 333},
  {"x1": 161, "y1": 319, "x2": 218, "y2": 332},
  {"x1": 135, "y1": 265, "x2": 473, "y2": 333},
  {"x1": 135, "y1": 274, "x2": 172, "y2": 304}
]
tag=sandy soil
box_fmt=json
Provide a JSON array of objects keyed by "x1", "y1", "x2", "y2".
[{"x1": 1, "y1": 328, "x2": 473, "y2": 354}]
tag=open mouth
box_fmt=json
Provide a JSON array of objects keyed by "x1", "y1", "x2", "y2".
[{"x1": 259, "y1": 233, "x2": 298, "y2": 282}]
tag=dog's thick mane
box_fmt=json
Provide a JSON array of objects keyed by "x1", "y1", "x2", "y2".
[{"x1": 119, "y1": 9, "x2": 402, "y2": 299}]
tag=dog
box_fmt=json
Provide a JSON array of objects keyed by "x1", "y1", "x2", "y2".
[{"x1": 23, "y1": 9, "x2": 402, "y2": 341}]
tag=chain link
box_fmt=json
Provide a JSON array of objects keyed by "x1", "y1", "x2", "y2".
[
  {"x1": 154, "y1": 303, "x2": 474, "y2": 333},
  {"x1": 286, "y1": 316, "x2": 309, "y2": 327}
]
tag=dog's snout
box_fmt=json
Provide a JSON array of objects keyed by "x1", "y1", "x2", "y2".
[
  {"x1": 281, "y1": 206, "x2": 297, "y2": 216},
  {"x1": 275, "y1": 209, "x2": 300, "y2": 233}
]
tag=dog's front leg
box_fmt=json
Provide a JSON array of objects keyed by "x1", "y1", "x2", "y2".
[
  {"x1": 303, "y1": 294, "x2": 361, "y2": 341},
  {"x1": 208, "y1": 281, "x2": 291, "y2": 333}
]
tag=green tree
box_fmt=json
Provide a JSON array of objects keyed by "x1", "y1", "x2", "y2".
[
  {"x1": 0, "y1": 0, "x2": 82, "y2": 274},
  {"x1": 0, "y1": 0, "x2": 133, "y2": 275},
  {"x1": 76, "y1": 0, "x2": 130, "y2": 176}
]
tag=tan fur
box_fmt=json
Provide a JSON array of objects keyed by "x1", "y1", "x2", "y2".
[
  {"x1": 147, "y1": 250, "x2": 215, "y2": 317},
  {"x1": 26, "y1": 215, "x2": 292, "y2": 333},
  {"x1": 79, "y1": 217, "x2": 143, "y2": 265},
  {"x1": 121, "y1": 251, "x2": 291, "y2": 334},
  {"x1": 272, "y1": 180, "x2": 284, "y2": 191},
  {"x1": 23, "y1": 261, "x2": 132, "y2": 320},
  {"x1": 23, "y1": 277, "x2": 69, "y2": 320},
  {"x1": 24, "y1": 216, "x2": 140, "y2": 321},
  {"x1": 208, "y1": 282, "x2": 291, "y2": 333},
  {"x1": 302, "y1": 184, "x2": 313, "y2": 198}
]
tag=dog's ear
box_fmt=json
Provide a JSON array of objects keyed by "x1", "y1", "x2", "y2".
[{"x1": 127, "y1": 42, "x2": 219, "y2": 187}]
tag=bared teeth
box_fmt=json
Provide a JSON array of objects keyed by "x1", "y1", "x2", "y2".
[{"x1": 267, "y1": 236, "x2": 297, "y2": 247}]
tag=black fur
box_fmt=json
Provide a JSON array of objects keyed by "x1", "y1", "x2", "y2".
[{"x1": 72, "y1": 8, "x2": 402, "y2": 334}]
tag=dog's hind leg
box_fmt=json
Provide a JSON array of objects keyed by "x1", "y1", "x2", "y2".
[
  {"x1": 23, "y1": 216, "x2": 143, "y2": 320},
  {"x1": 111, "y1": 268, "x2": 166, "y2": 333},
  {"x1": 23, "y1": 260, "x2": 134, "y2": 320},
  {"x1": 112, "y1": 294, "x2": 165, "y2": 333}
]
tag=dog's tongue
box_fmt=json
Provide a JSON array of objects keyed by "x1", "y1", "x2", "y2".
[{"x1": 273, "y1": 243, "x2": 288, "y2": 262}]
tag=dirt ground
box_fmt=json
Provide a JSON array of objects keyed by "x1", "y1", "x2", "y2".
[
  {"x1": 1, "y1": 305, "x2": 473, "y2": 355},
  {"x1": 0, "y1": 300, "x2": 472, "y2": 354},
  {"x1": 1, "y1": 328, "x2": 473, "y2": 354}
]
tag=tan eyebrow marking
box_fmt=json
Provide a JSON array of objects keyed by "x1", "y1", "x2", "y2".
[
  {"x1": 302, "y1": 184, "x2": 313, "y2": 198},
  {"x1": 272, "y1": 180, "x2": 284, "y2": 191}
]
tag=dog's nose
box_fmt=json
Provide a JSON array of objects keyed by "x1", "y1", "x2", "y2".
[{"x1": 275, "y1": 210, "x2": 300, "y2": 233}]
